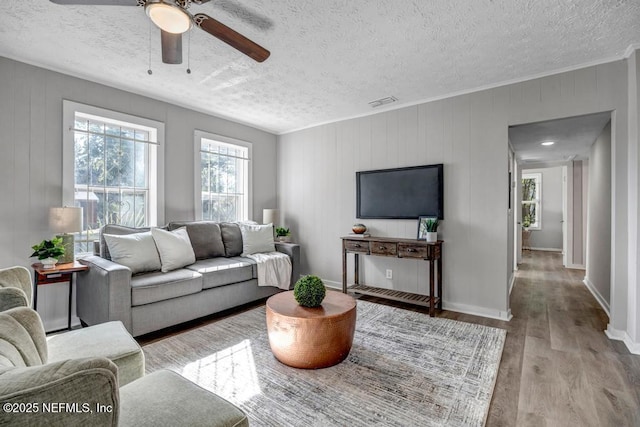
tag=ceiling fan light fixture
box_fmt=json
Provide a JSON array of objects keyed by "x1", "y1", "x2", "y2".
[{"x1": 146, "y1": 1, "x2": 191, "y2": 34}]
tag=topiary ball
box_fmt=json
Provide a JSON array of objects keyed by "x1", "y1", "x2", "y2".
[{"x1": 293, "y1": 275, "x2": 326, "y2": 307}]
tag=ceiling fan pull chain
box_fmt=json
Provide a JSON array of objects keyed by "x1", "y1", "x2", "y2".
[
  {"x1": 147, "y1": 20, "x2": 153, "y2": 75},
  {"x1": 187, "y1": 30, "x2": 191, "y2": 74}
]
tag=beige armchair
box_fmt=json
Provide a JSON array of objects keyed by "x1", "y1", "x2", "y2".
[
  {"x1": 0, "y1": 266, "x2": 32, "y2": 311},
  {"x1": 0, "y1": 307, "x2": 249, "y2": 426}
]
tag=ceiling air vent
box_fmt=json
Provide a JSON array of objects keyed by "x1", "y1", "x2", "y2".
[{"x1": 368, "y1": 96, "x2": 398, "y2": 108}]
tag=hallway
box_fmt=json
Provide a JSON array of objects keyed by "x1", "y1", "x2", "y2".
[{"x1": 486, "y1": 250, "x2": 640, "y2": 426}]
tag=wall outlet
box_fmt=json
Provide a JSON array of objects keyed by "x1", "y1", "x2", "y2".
[{"x1": 386, "y1": 269, "x2": 392, "y2": 279}]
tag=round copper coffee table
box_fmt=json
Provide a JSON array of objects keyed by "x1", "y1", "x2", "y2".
[{"x1": 266, "y1": 290, "x2": 357, "y2": 369}]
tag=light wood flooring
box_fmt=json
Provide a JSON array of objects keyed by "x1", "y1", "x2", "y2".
[
  {"x1": 452, "y1": 250, "x2": 640, "y2": 426},
  {"x1": 138, "y1": 250, "x2": 640, "y2": 426}
]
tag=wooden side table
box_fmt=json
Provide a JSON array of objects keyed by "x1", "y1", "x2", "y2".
[
  {"x1": 32, "y1": 261, "x2": 89, "y2": 331},
  {"x1": 266, "y1": 290, "x2": 357, "y2": 369}
]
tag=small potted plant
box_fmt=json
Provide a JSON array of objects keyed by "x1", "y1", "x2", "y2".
[
  {"x1": 30, "y1": 237, "x2": 65, "y2": 269},
  {"x1": 275, "y1": 227, "x2": 292, "y2": 243},
  {"x1": 425, "y1": 218, "x2": 439, "y2": 243},
  {"x1": 293, "y1": 275, "x2": 326, "y2": 307}
]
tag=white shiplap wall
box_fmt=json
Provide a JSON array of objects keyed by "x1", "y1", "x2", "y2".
[
  {"x1": 278, "y1": 60, "x2": 629, "y2": 322},
  {"x1": 0, "y1": 57, "x2": 277, "y2": 331}
]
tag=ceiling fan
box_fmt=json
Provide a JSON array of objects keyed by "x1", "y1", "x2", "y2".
[{"x1": 49, "y1": 0, "x2": 270, "y2": 64}]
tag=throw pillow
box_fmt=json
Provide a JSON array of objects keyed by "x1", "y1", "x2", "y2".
[
  {"x1": 103, "y1": 232, "x2": 161, "y2": 274},
  {"x1": 151, "y1": 227, "x2": 196, "y2": 273},
  {"x1": 220, "y1": 223, "x2": 244, "y2": 257},
  {"x1": 167, "y1": 221, "x2": 225, "y2": 260},
  {"x1": 239, "y1": 223, "x2": 276, "y2": 256}
]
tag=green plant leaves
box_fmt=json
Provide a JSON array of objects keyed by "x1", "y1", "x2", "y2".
[{"x1": 30, "y1": 237, "x2": 65, "y2": 260}]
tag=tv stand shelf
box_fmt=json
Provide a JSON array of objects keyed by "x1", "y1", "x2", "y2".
[{"x1": 341, "y1": 236, "x2": 443, "y2": 316}]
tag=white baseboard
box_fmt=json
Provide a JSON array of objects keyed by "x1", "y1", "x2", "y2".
[
  {"x1": 529, "y1": 247, "x2": 562, "y2": 252},
  {"x1": 332, "y1": 279, "x2": 512, "y2": 321},
  {"x1": 565, "y1": 264, "x2": 586, "y2": 270},
  {"x1": 583, "y1": 277, "x2": 610, "y2": 316},
  {"x1": 442, "y1": 301, "x2": 512, "y2": 321},
  {"x1": 323, "y1": 279, "x2": 343, "y2": 290},
  {"x1": 44, "y1": 315, "x2": 81, "y2": 334},
  {"x1": 605, "y1": 324, "x2": 640, "y2": 355}
]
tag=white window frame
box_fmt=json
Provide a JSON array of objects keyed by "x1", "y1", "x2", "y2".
[
  {"x1": 194, "y1": 130, "x2": 253, "y2": 222},
  {"x1": 62, "y1": 100, "x2": 165, "y2": 240},
  {"x1": 521, "y1": 172, "x2": 542, "y2": 230}
]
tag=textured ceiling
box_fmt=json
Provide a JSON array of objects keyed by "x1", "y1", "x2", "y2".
[
  {"x1": 509, "y1": 112, "x2": 612, "y2": 166},
  {"x1": 0, "y1": 1, "x2": 639, "y2": 134}
]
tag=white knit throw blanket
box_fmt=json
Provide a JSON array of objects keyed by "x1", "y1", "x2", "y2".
[{"x1": 245, "y1": 252, "x2": 292, "y2": 290}]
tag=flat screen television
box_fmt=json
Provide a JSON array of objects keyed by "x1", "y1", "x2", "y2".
[{"x1": 356, "y1": 164, "x2": 444, "y2": 219}]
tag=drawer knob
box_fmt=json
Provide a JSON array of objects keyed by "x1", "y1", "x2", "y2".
[
  {"x1": 407, "y1": 248, "x2": 416, "y2": 252},
  {"x1": 379, "y1": 246, "x2": 385, "y2": 250},
  {"x1": 354, "y1": 244, "x2": 361, "y2": 248}
]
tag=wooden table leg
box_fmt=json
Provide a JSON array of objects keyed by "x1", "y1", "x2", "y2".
[
  {"x1": 429, "y1": 259, "x2": 435, "y2": 317},
  {"x1": 354, "y1": 253, "x2": 359, "y2": 286},
  {"x1": 68, "y1": 274, "x2": 73, "y2": 330},
  {"x1": 33, "y1": 274, "x2": 39, "y2": 310},
  {"x1": 342, "y1": 243, "x2": 347, "y2": 293},
  {"x1": 437, "y1": 255, "x2": 443, "y2": 310}
]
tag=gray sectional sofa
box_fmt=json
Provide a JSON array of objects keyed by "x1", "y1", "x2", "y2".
[{"x1": 76, "y1": 221, "x2": 300, "y2": 337}]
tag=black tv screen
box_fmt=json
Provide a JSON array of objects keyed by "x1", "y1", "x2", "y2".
[{"x1": 356, "y1": 164, "x2": 444, "y2": 219}]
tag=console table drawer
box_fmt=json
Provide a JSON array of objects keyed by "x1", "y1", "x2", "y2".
[
  {"x1": 370, "y1": 241, "x2": 398, "y2": 256},
  {"x1": 344, "y1": 240, "x2": 370, "y2": 254},
  {"x1": 398, "y1": 243, "x2": 430, "y2": 259}
]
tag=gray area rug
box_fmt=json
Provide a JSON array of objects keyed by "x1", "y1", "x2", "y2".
[{"x1": 143, "y1": 301, "x2": 506, "y2": 426}]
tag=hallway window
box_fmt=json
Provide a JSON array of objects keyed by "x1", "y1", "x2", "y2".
[{"x1": 522, "y1": 173, "x2": 541, "y2": 229}]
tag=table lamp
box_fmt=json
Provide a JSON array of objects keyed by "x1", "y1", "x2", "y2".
[
  {"x1": 49, "y1": 206, "x2": 83, "y2": 264},
  {"x1": 262, "y1": 209, "x2": 279, "y2": 226}
]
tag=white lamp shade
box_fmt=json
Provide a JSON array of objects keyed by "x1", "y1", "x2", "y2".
[
  {"x1": 262, "y1": 209, "x2": 279, "y2": 225},
  {"x1": 49, "y1": 207, "x2": 83, "y2": 233}
]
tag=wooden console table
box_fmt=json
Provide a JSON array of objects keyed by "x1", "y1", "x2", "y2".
[{"x1": 341, "y1": 236, "x2": 443, "y2": 316}]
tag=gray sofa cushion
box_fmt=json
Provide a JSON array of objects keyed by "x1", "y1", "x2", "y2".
[
  {"x1": 185, "y1": 257, "x2": 256, "y2": 290},
  {"x1": 220, "y1": 223, "x2": 243, "y2": 257},
  {"x1": 168, "y1": 221, "x2": 226, "y2": 260},
  {"x1": 130, "y1": 269, "x2": 203, "y2": 306}
]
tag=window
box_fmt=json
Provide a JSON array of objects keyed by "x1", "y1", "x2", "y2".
[
  {"x1": 63, "y1": 101, "x2": 165, "y2": 253},
  {"x1": 521, "y1": 173, "x2": 541, "y2": 229},
  {"x1": 195, "y1": 130, "x2": 251, "y2": 222}
]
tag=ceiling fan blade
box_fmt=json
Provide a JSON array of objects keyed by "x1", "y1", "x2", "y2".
[
  {"x1": 193, "y1": 13, "x2": 270, "y2": 63},
  {"x1": 49, "y1": 0, "x2": 138, "y2": 4},
  {"x1": 161, "y1": 31, "x2": 183, "y2": 64}
]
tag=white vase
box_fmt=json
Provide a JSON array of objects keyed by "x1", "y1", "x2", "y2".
[
  {"x1": 426, "y1": 232, "x2": 437, "y2": 243},
  {"x1": 41, "y1": 257, "x2": 58, "y2": 269}
]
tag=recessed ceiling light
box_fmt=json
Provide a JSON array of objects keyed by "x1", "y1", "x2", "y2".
[{"x1": 541, "y1": 141, "x2": 555, "y2": 146}]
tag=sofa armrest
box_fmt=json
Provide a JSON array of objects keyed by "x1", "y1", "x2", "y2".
[
  {"x1": 76, "y1": 255, "x2": 133, "y2": 333},
  {"x1": 0, "y1": 357, "x2": 119, "y2": 427},
  {"x1": 0, "y1": 266, "x2": 32, "y2": 309},
  {"x1": 0, "y1": 288, "x2": 29, "y2": 312},
  {"x1": 274, "y1": 243, "x2": 300, "y2": 289}
]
